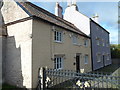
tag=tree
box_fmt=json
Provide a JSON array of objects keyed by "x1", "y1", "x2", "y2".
[{"x1": 110, "y1": 44, "x2": 120, "y2": 58}]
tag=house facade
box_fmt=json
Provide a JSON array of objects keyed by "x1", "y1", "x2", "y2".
[
  {"x1": 1, "y1": 0, "x2": 92, "y2": 88},
  {"x1": 90, "y1": 19, "x2": 111, "y2": 70},
  {"x1": 64, "y1": 2, "x2": 111, "y2": 70}
]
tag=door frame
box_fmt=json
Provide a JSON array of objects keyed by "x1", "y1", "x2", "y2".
[{"x1": 76, "y1": 53, "x2": 81, "y2": 72}]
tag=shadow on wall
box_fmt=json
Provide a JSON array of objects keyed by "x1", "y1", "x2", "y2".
[
  {"x1": 0, "y1": 0, "x2": 5, "y2": 88},
  {"x1": 0, "y1": 1, "x2": 24, "y2": 88},
  {"x1": 4, "y1": 36, "x2": 24, "y2": 88}
]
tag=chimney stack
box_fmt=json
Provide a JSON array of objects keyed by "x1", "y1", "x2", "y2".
[
  {"x1": 92, "y1": 13, "x2": 99, "y2": 23},
  {"x1": 55, "y1": 2, "x2": 63, "y2": 18}
]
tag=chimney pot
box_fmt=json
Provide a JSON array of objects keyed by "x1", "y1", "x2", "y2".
[{"x1": 55, "y1": 2, "x2": 63, "y2": 18}]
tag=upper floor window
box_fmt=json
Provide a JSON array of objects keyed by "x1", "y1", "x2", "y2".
[
  {"x1": 54, "y1": 30, "x2": 63, "y2": 42},
  {"x1": 96, "y1": 38, "x2": 100, "y2": 46},
  {"x1": 106, "y1": 41, "x2": 109, "y2": 47},
  {"x1": 84, "y1": 55, "x2": 88, "y2": 64},
  {"x1": 84, "y1": 39, "x2": 88, "y2": 47},
  {"x1": 72, "y1": 35, "x2": 78, "y2": 44},
  {"x1": 102, "y1": 39, "x2": 105, "y2": 46},
  {"x1": 54, "y1": 55, "x2": 63, "y2": 70}
]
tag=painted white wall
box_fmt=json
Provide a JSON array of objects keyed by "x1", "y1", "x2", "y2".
[
  {"x1": 5, "y1": 20, "x2": 32, "y2": 88},
  {"x1": 0, "y1": 36, "x2": 2, "y2": 90},
  {"x1": 64, "y1": 5, "x2": 90, "y2": 36}
]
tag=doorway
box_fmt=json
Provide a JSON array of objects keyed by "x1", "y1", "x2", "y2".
[{"x1": 76, "y1": 54, "x2": 80, "y2": 73}]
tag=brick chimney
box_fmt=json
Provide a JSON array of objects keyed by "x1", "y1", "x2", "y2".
[{"x1": 55, "y1": 2, "x2": 63, "y2": 18}]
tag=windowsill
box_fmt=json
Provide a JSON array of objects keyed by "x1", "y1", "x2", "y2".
[
  {"x1": 97, "y1": 61, "x2": 101, "y2": 63},
  {"x1": 84, "y1": 46, "x2": 88, "y2": 48},
  {"x1": 54, "y1": 68, "x2": 63, "y2": 71},
  {"x1": 72, "y1": 43, "x2": 83, "y2": 47},
  {"x1": 84, "y1": 63, "x2": 88, "y2": 65},
  {"x1": 54, "y1": 41, "x2": 63, "y2": 44}
]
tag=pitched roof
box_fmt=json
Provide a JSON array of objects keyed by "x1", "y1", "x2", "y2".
[
  {"x1": 16, "y1": 1, "x2": 89, "y2": 38},
  {"x1": 90, "y1": 19, "x2": 110, "y2": 34}
]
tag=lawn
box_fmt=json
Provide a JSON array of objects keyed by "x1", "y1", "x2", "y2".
[{"x1": 2, "y1": 84, "x2": 19, "y2": 90}]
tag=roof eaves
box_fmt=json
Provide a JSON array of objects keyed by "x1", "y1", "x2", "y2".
[
  {"x1": 32, "y1": 15, "x2": 90, "y2": 38},
  {"x1": 16, "y1": 1, "x2": 90, "y2": 38},
  {"x1": 90, "y1": 18, "x2": 110, "y2": 34}
]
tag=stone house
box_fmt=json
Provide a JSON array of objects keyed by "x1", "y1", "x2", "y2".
[
  {"x1": 1, "y1": 0, "x2": 92, "y2": 88},
  {"x1": 64, "y1": 2, "x2": 111, "y2": 70}
]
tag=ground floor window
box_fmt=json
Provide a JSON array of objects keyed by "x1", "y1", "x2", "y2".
[
  {"x1": 107, "y1": 54, "x2": 110, "y2": 60},
  {"x1": 97, "y1": 53, "x2": 101, "y2": 62},
  {"x1": 84, "y1": 55, "x2": 88, "y2": 64},
  {"x1": 54, "y1": 55, "x2": 63, "y2": 69}
]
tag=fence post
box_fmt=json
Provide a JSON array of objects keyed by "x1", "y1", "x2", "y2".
[{"x1": 40, "y1": 67, "x2": 46, "y2": 90}]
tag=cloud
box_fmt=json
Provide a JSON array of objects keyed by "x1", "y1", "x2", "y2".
[
  {"x1": 103, "y1": 25, "x2": 118, "y2": 44},
  {"x1": 30, "y1": 1, "x2": 118, "y2": 44}
]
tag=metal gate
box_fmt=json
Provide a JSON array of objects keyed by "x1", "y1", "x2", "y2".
[{"x1": 37, "y1": 67, "x2": 120, "y2": 90}]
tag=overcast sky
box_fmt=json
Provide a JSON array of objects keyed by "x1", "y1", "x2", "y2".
[{"x1": 29, "y1": 1, "x2": 118, "y2": 44}]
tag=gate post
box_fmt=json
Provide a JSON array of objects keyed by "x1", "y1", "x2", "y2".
[{"x1": 40, "y1": 67, "x2": 46, "y2": 90}]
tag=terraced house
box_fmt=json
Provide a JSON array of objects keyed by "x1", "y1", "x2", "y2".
[
  {"x1": 1, "y1": 0, "x2": 92, "y2": 88},
  {"x1": 64, "y1": 1, "x2": 111, "y2": 70}
]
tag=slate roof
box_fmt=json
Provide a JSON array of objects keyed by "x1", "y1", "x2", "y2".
[{"x1": 16, "y1": 1, "x2": 89, "y2": 38}]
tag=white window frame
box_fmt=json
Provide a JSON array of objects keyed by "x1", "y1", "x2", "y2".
[
  {"x1": 54, "y1": 30, "x2": 63, "y2": 42},
  {"x1": 96, "y1": 39, "x2": 100, "y2": 46},
  {"x1": 102, "y1": 39, "x2": 105, "y2": 46},
  {"x1": 54, "y1": 55, "x2": 63, "y2": 70},
  {"x1": 84, "y1": 55, "x2": 88, "y2": 64},
  {"x1": 107, "y1": 54, "x2": 110, "y2": 60},
  {"x1": 97, "y1": 53, "x2": 101, "y2": 62},
  {"x1": 106, "y1": 41, "x2": 109, "y2": 47},
  {"x1": 72, "y1": 35, "x2": 78, "y2": 44},
  {"x1": 84, "y1": 39, "x2": 88, "y2": 47}
]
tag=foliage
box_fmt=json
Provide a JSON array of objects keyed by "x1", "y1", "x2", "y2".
[{"x1": 110, "y1": 44, "x2": 120, "y2": 58}]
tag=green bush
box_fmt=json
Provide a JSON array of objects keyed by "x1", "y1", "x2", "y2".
[{"x1": 111, "y1": 44, "x2": 120, "y2": 58}]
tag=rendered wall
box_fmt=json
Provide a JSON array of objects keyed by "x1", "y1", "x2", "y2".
[
  {"x1": 32, "y1": 19, "x2": 92, "y2": 88},
  {"x1": 90, "y1": 21, "x2": 111, "y2": 70}
]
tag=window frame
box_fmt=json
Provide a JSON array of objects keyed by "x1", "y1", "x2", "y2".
[
  {"x1": 54, "y1": 30, "x2": 63, "y2": 43},
  {"x1": 107, "y1": 54, "x2": 110, "y2": 60},
  {"x1": 84, "y1": 39, "x2": 88, "y2": 47},
  {"x1": 96, "y1": 38, "x2": 100, "y2": 46},
  {"x1": 54, "y1": 55, "x2": 63, "y2": 70},
  {"x1": 84, "y1": 54, "x2": 89, "y2": 64},
  {"x1": 102, "y1": 39, "x2": 105, "y2": 46},
  {"x1": 72, "y1": 35, "x2": 78, "y2": 44},
  {"x1": 97, "y1": 53, "x2": 101, "y2": 62}
]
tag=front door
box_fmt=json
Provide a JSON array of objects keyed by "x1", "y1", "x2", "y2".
[
  {"x1": 76, "y1": 55, "x2": 80, "y2": 73},
  {"x1": 103, "y1": 55, "x2": 105, "y2": 67}
]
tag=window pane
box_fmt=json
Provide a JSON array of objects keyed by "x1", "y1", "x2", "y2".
[
  {"x1": 72, "y1": 36, "x2": 77, "y2": 44},
  {"x1": 84, "y1": 55, "x2": 88, "y2": 64},
  {"x1": 57, "y1": 32, "x2": 59, "y2": 41},
  {"x1": 54, "y1": 31, "x2": 56, "y2": 41},
  {"x1": 54, "y1": 58, "x2": 56, "y2": 69},
  {"x1": 54, "y1": 56, "x2": 63, "y2": 69},
  {"x1": 59, "y1": 32, "x2": 62, "y2": 41}
]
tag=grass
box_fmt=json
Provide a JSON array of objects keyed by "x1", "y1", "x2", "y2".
[
  {"x1": 92, "y1": 58, "x2": 120, "y2": 75},
  {"x1": 2, "y1": 83, "x2": 19, "y2": 90}
]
